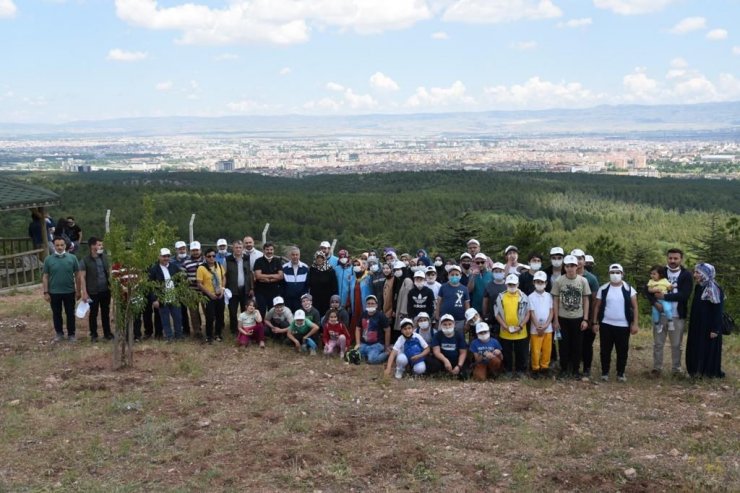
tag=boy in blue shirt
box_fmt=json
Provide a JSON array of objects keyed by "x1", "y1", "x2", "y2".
[
  {"x1": 354, "y1": 295, "x2": 391, "y2": 364},
  {"x1": 385, "y1": 318, "x2": 430, "y2": 379},
  {"x1": 430, "y1": 314, "x2": 468, "y2": 377},
  {"x1": 469, "y1": 322, "x2": 504, "y2": 381}
]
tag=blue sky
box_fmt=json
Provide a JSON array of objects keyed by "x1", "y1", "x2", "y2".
[{"x1": 0, "y1": 0, "x2": 739, "y2": 122}]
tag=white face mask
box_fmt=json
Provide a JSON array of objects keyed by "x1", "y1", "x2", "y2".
[
  {"x1": 426, "y1": 279, "x2": 436, "y2": 285},
  {"x1": 551, "y1": 259, "x2": 563, "y2": 268},
  {"x1": 394, "y1": 270, "x2": 403, "y2": 278},
  {"x1": 478, "y1": 333, "x2": 490, "y2": 343},
  {"x1": 414, "y1": 281, "x2": 424, "y2": 289},
  {"x1": 178, "y1": 253, "x2": 188, "y2": 260},
  {"x1": 370, "y1": 264, "x2": 379, "y2": 273},
  {"x1": 434, "y1": 260, "x2": 443, "y2": 267},
  {"x1": 353, "y1": 266, "x2": 362, "y2": 273},
  {"x1": 441, "y1": 327, "x2": 455, "y2": 337},
  {"x1": 418, "y1": 321, "x2": 430, "y2": 330},
  {"x1": 507, "y1": 286, "x2": 518, "y2": 293},
  {"x1": 54, "y1": 250, "x2": 66, "y2": 257},
  {"x1": 534, "y1": 283, "x2": 546, "y2": 292},
  {"x1": 529, "y1": 262, "x2": 541, "y2": 271},
  {"x1": 339, "y1": 258, "x2": 348, "y2": 265},
  {"x1": 610, "y1": 273, "x2": 622, "y2": 283},
  {"x1": 366, "y1": 306, "x2": 377, "y2": 315}
]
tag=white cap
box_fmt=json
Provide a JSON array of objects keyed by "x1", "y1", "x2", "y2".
[
  {"x1": 189, "y1": 241, "x2": 201, "y2": 250},
  {"x1": 570, "y1": 248, "x2": 585, "y2": 258},
  {"x1": 439, "y1": 314, "x2": 455, "y2": 323},
  {"x1": 549, "y1": 247, "x2": 564, "y2": 256},
  {"x1": 467, "y1": 238, "x2": 480, "y2": 246},
  {"x1": 474, "y1": 253, "x2": 487, "y2": 261},
  {"x1": 425, "y1": 266, "x2": 436, "y2": 274},
  {"x1": 273, "y1": 296, "x2": 284, "y2": 305},
  {"x1": 448, "y1": 264, "x2": 462, "y2": 274},
  {"x1": 564, "y1": 255, "x2": 578, "y2": 265},
  {"x1": 175, "y1": 241, "x2": 187, "y2": 249},
  {"x1": 491, "y1": 262, "x2": 505, "y2": 270},
  {"x1": 392, "y1": 260, "x2": 405, "y2": 270},
  {"x1": 159, "y1": 248, "x2": 171, "y2": 256},
  {"x1": 585, "y1": 255, "x2": 595, "y2": 264},
  {"x1": 460, "y1": 252, "x2": 473, "y2": 260},
  {"x1": 294, "y1": 310, "x2": 306, "y2": 320},
  {"x1": 365, "y1": 294, "x2": 378, "y2": 303},
  {"x1": 609, "y1": 263, "x2": 624, "y2": 273},
  {"x1": 320, "y1": 241, "x2": 331, "y2": 248},
  {"x1": 399, "y1": 318, "x2": 414, "y2": 328},
  {"x1": 475, "y1": 322, "x2": 490, "y2": 334},
  {"x1": 413, "y1": 270, "x2": 425, "y2": 279},
  {"x1": 216, "y1": 238, "x2": 227, "y2": 247},
  {"x1": 533, "y1": 271, "x2": 548, "y2": 282},
  {"x1": 504, "y1": 245, "x2": 518, "y2": 254},
  {"x1": 465, "y1": 308, "x2": 478, "y2": 322},
  {"x1": 415, "y1": 311, "x2": 430, "y2": 320},
  {"x1": 505, "y1": 274, "x2": 519, "y2": 284}
]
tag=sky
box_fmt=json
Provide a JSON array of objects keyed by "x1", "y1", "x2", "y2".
[{"x1": 0, "y1": 0, "x2": 739, "y2": 123}]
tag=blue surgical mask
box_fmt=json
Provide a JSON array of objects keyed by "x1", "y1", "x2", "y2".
[
  {"x1": 449, "y1": 275, "x2": 461, "y2": 284},
  {"x1": 493, "y1": 272, "x2": 505, "y2": 281}
]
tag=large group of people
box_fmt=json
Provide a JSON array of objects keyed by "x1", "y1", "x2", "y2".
[{"x1": 41, "y1": 231, "x2": 727, "y2": 380}]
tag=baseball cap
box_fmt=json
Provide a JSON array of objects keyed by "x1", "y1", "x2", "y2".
[
  {"x1": 504, "y1": 245, "x2": 518, "y2": 254},
  {"x1": 217, "y1": 238, "x2": 227, "y2": 247},
  {"x1": 159, "y1": 248, "x2": 171, "y2": 256},
  {"x1": 505, "y1": 274, "x2": 519, "y2": 285},
  {"x1": 475, "y1": 322, "x2": 490, "y2": 334},
  {"x1": 474, "y1": 253, "x2": 487, "y2": 261},
  {"x1": 365, "y1": 294, "x2": 378, "y2": 303},
  {"x1": 320, "y1": 241, "x2": 331, "y2": 248},
  {"x1": 392, "y1": 260, "x2": 405, "y2": 270},
  {"x1": 301, "y1": 293, "x2": 312, "y2": 301},
  {"x1": 413, "y1": 270, "x2": 425, "y2": 279},
  {"x1": 399, "y1": 318, "x2": 414, "y2": 328},
  {"x1": 272, "y1": 296, "x2": 284, "y2": 305},
  {"x1": 467, "y1": 238, "x2": 480, "y2": 246},
  {"x1": 460, "y1": 252, "x2": 473, "y2": 260},
  {"x1": 294, "y1": 310, "x2": 306, "y2": 320},
  {"x1": 415, "y1": 312, "x2": 430, "y2": 321},
  {"x1": 570, "y1": 248, "x2": 585, "y2": 258},
  {"x1": 448, "y1": 264, "x2": 462, "y2": 274},
  {"x1": 533, "y1": 271, "x2": 548, "y2": 282},
  {"x1": 491, "y1": 262, "x2": 505, "y2": 270},
  {"x1": 564, "y1": 255, "x2": 578, "y2": 265},
  {"x1": 439, "y1": 314, "x2": 455, "y2": 323},
  {"x1": 425, "y1": 266, "x2": 436, "y2": 274},
  {"x1": 585, "y1": 255, "x2": 595, "y2": 264},
  {"x1": 465, "y1": 308, "x2": 478, "y2": 322},
  {"x1": 189, "y1": 241, "x2": 201, "y2": 250},
  {"x1": 609, "y1": 263, "x2": 624, "y2": 273},
  {"x1": 549, "y1": 247, "x2": 564, "y2": 256},
  {"x1": 175, "y1": 241, "x2": 187, "y2": 249}
]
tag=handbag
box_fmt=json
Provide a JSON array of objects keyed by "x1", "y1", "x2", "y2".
[{"x1": 721, "y1": 311, "x2": 735, "y2": 336}]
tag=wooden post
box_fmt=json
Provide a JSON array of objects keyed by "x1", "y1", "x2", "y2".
[
  {"x1": 105, "y1": 209, "x2": 111, "y2": 234},
  {"x1": 189, "y1": 214, "x2": 196, "y2": 244},
  {"x1": 330, "y1": 238, "x2": 337, "y2": 258},
  {"x1": 261, "y1": 223, "x2": 270, "y2": 247}
]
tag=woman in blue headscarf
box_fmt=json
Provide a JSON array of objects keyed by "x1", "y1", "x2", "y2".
[{"x1": 685, "y1": 263, "x2": 725, "y2": 378}]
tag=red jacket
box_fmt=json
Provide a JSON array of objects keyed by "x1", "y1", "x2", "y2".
[{"x1": 322, "y1": 321, "x2": 351, "y2": 346}]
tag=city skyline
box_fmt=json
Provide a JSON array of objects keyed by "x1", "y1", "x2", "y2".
[{"x1": 1, "y1": 0, "x2": 739, "y2": 123}]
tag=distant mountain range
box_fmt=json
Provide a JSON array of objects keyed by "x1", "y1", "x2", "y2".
[{"x1": 1, "y1": 102, "x2": 739, "y2": 139}]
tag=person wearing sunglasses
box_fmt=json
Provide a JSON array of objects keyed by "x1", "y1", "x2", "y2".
[{"x1": 196, "y1": 248, "x2": 226, "y2": 343}]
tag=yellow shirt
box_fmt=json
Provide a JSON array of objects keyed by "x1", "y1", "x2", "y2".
[
  {"x1": 196, "y1": 263, "x2": 224, "y2": 297},
  {"x1": 648, "y1": 278, "x2": 672, "y2": 294},
  {"x1": 501, "y1": 291, "x2": 527, "y2": 341}
]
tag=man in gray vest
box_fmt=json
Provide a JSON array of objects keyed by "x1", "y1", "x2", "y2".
[{"x1": 80, "y1": 236, "x2": 112, "y2": 342}]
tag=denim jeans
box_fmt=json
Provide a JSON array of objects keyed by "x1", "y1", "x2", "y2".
[
  {"x1": 159, "y1": 304, "x2": 183, "y2": 339},
  {"x1": 359, "y1": 343, "x2": 388, "y2": 364}
]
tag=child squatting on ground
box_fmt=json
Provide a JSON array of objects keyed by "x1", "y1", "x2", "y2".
[
  {"x1": 287, "y1": 309, "x2": 320, "y2": 354},
  {"x1": 385, "y1": 318, "x2": 430, "y2": 379},
  {"x1": 468, "y1": 322, "x2": 503, "y2": 381},
  {"x1": 647, "y1": 265, "x2": 675, "y2": 333},
  {"x1": 322, "y1": 308, "x2": 351, "y2": 359},
  {"x1": 237, "y1": 298, "x2": 265, "y2": 348}
]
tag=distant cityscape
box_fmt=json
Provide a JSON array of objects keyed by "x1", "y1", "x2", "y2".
[{"x1": 0, "y1": 134, "x2": 738, "y2": 179}]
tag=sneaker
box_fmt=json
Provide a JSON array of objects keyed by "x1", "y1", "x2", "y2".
[
  {"x1": 617, "y1": 374, "x2": 627, "y2": 383},
  {"x1": 309, "y1": 348, "x2": 317, "y2": 356},
  {"x1": 205, "y1": 338, "x2": 213, "y2": 345},
  {"x1": 339, "y1": 351, "x2": 345, "y2": 360},
  {"x1": 259, "y1": 342, "x2": 266, "y2": 349},
  {"x1": 215, "y1": 336, "x2": 223, "y2": 342},
  {"x1": 395, "y1": 367, "x2": 404, "y2": 379},
  {"x1": 601, "y1": 375, "x2": 609, "y2": 382},
  {"x1": 655, "y1": 323, "x2": 663, "y2": 334},
  {"x1": 53, "y1": 334, "x2": 65, "y2": 343},
  {"x1": 300, "y1": 343, "x2": 307, "y2": 353},
  {"x1": 67, "y1": 335, "x2": 76, "y2": 343},
  {"x1": 667, "y1": 321, "x2": 675, "y2": 332},
  {"x1": 90, "y1": 336, "x2": 98, "y2": 343}
]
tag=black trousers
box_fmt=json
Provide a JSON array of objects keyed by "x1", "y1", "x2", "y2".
[
  {"x1": 50, "y1": 292, "x2": 76, "y2": 336},
  {"x1": 228, "y1": 289, "x2": 248, "y2": 336},
  {"x1": 88, "y1": 290, "x2": 112, "y2": 339},
  {"x1": 582, "y1": 327, "x2": 596, "y2": 373},
  {"x1": 500, "y1": 338, "x2": 528, "y2": 372},
  {"x1": 599, "y1": 323, "x2": 631, "y2": 376},
  {"x1": 558, "y1": 317, "x2": 584, "y2": 376},
  {"x1": 181, "y1": 306, "x2": 190, "y2": 336},
  {"x1": 204, "y1": 298, "x2": 225, "y2": 340}
]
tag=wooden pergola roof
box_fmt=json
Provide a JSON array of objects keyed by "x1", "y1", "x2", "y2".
[{"x1": 0, "y1": 177, "x2": 60, "y2": 212}]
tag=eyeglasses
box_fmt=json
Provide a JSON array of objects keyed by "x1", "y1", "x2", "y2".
[
  {"x1": 475, "y1": 262, "x2": 485, "y2": 265},
  {"x1": 206, "y1": 254, "x2": 216, "y2": 258}
]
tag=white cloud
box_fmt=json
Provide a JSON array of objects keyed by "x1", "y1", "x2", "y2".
[
  {"x1": 303, "y1": 88, "x2": 377, "y2": 112},
  {"x1": 557, "y1": 18, "x2": 592, "y2": 28},
  {"x1": 326, "y1": 82, "x2": 345, "y2": 92},
  {"x1": 155, "y1": 81, "x2": 173, "y2": 91},
  {"x1": 369, "y1": 72, "x2": 400, "y2": 91},
  {"x1": 227, "y1": 99, "x2": 268, "y2": 113},
  {"x1": 442, "y1": 0, "x2": 562, "y2": 24},
  {"x1": 114, "y1": 0, "x2": 431, "y2": 45},
  {"x1": 484, "y1": 77, "x2": 602, "y2": 108},
  {"x1": 303, "y1": 97, "x2": 342, "y2": 112},
  {"x1": 0, "y1": 0, "x2": 17, "y2": 18},
  {"x1": 431, "y1": 31, "x2": 449, "y2": 40},
  {"x1": 406, "y1": 80, "x2": 475, "y2": 108},
  {"x1": 343, "y1": 89, "x2": 378, "y2": 109},
  {"x1": 23, "y1": 96, "x2": 48, "y2": 107},
  {"x1": 511, "y1": 40, "x2": 537, "y2": 50},
  {"x1": 106, "y1": 48, "x2": 148, "y2": 62},
  {"x1": 622, "y1": 68, "x2": 659, "y2": 102},
  {"x1": 668, "y1": 16, "x2": 706, "y2": 34},
  {"x1": 665, "y1": 57, "x2": 688, "y2": 79},
  {"x1": 214, "y1": 53, "x2": 239, "y2": 61},
  {"x1": 594, "y1": 0, "x2": 676, "y2": 15},
  {"x1": 279, "y1": 67, "x2": 292, "y2": 76},
  {"x1": 706, "y1": 28, "x2": 728, "y2": 41},
  {"x1": 733, "y1": 46, "x2": 740, "y2": 56}
]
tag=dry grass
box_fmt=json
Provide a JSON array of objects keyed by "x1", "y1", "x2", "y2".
[{"x1": 1, "y1": 287, "x2": 738, "y2": 492}]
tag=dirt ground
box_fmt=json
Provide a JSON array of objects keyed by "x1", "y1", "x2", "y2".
[{"x1": 0, "y1": 288, "x2": 738, "y2": 492}]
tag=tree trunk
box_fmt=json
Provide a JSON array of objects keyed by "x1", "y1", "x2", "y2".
[{"x1": 112, "y1": 301, "x2": 134, "y2": 370}]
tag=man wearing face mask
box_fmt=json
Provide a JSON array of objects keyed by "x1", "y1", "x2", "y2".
[
  {"x1": 482, "y1": 262, "x2": 507, "y2": 337},
  {"x1": 182, "y1": 241, "x2": 205, "y2": 339},
  {"x1": 43, "y1": 236, "x2": 83, "y2": 342},
  {"x1": 518, "y1": 253, "x2": 543, "y2": 296},
  {"x1": 572, "y1": 248, "x2": 599, "y2": 379},
  {"x1": 467, "y1": 253, "x2": 492, "y2": 314},
  {"x1": 407, "y1": 270, "x2": 435, "y2": 320},
  {"x1": 79, "y1": 236, "x2": 112, "y2": 342},
  {"x1": 214, "y1": 239, "x2": 229, "y2": 266},
  {"x1": 172, "y1": 241, "x2": 191, "y2": 336},
  {"x1": 644, "y1": 248, "x2": 693, "y2": 376},
  {"x1": 435, "y1": 264, "x2": 471, "y2": 336},
  {"x1": 335, "y1": 249, "x2": 354, "y2": 311},
  {"x1": 459, "y1": 253, "x2": 473, "y2": 286}
]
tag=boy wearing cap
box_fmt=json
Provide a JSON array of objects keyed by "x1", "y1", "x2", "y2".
[
  {"x1": 287, "y1": 309, "x2": 320, "y2": 354},
  {"x1": 572, "y1": 248, "x2": 600, "y2": 378},
  {"x1": 408, "y1": 270, "x2": 435, "y2": 320},
  {"x1": 503, "y1": 246, "x2": 519, "y2": 276},
  {"x1": 528, "y1": 271, "x2": 554, "y2": 377},
  {"x1": 551, "y1": 255, "x2": 591, "y2": 378},
  {"x1": 300, "y1": 293, "x2": 322, "y2": 346},
  {"x1": 264, "y1": 296, "x2": 293, "y2": 340},
  {"x1": 436, "y1": 265, "x2": 470, "y2": 335},
  {"x1": 482, "y1": 262, "x2": 507, "y2": 338},
  {"x1": 469, "y1": 322, "x2": 503, "y2": 381},
  {"x1": 518, "y1": 252, "x2": 544, "y2": 296},
  {"x1": 355, "y1": 295, "x2": 391, "y2": 364},
  {"x1": 463, "y1": 307, "x2": 481, "y2": 342},
  {"x1": 494, "y1": 274, "x2": 530, "y2": 377},
  {"x1": 385, "y1": 318, "x2": 430, "y2": 379},
  {"x1": 424, "y1": 266, "x2": 441, "y2": 298},
  {"x1": 430, "y1": 314, "x2": 469, "y2": 376},
  {"x1": 414, "y1": 312, "x2": 436, "y2": 345}
]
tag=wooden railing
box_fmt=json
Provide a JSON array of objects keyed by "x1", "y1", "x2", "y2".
[
  {"x1": 0, "y1": 249, "x2": 44, "y2": 290},
  {"x1": 0, "y1": 237, "x2": 35, "y2": 256}
]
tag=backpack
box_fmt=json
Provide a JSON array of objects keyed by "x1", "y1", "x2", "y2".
[{"x1": 344, "y1": 348, "x2": 361, "y2": 365}]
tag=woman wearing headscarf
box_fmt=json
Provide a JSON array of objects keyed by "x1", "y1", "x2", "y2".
[
  {"x1": 308, "y1": 251, "x2": 338, "y2": 317},
  {"x1": 349, "y1": 258, "x2": 374, "y2": 332},
  {"x1": 686, "y1": 263, "x2": 725, "y2": 378}
]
